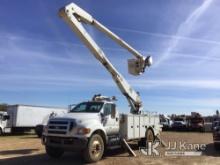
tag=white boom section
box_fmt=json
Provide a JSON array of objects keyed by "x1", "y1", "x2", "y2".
[{"x1": 59, "y1": 3, "x2": 152, "y2": 113}]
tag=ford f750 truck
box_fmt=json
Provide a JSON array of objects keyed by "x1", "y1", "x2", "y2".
[{"x1": 42, "y1": 3, "x2": 162, "y2": 163}]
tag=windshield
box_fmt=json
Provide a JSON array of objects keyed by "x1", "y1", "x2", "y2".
[
  {"x1": 174, "y1": 118, "x2": 184, "y2": 122},
  {"x1": 191, "y1": 118, "x2": 203, "y2": 123},
  {"x1": 69, "y1": 102, "x2": 104, "y2": 113}
]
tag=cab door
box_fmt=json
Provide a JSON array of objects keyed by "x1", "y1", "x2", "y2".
[
  {"x1": 102, "y1": 103, "x2": 119, "y2": 135},
  {"x1": 0, "y1": 114, "x2": 2, "y2": 127}
]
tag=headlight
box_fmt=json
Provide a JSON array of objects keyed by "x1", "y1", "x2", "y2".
[{"x1": 77, "y1": 127, "x2": 91, "y2": 135}]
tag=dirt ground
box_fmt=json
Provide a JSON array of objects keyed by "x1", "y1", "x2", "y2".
[{"x1": 0, "y1": 132, "x2": 220, "y2": 165}]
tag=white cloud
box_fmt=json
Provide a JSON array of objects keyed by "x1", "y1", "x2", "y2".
[
  {"x1": 133, "y1": 79, "x2": 220, "y2": 90},
  {"x1": 155, "y1": 0, "x2": 214, "y2": 67},
  {"x1": 111, "y1": 26, "x2": 220, "y2": 46},
  {"x1": 1, "y1": 73, "x2": 220, "y2": 91},
  {"x1": 145, "y1": 96, "x2": 219, "y2": 116}
]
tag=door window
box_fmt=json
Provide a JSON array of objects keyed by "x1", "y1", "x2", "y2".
[
  {"x1": 104, "y1": 104, "x2": 111, "y2": 116},
  {"x1": 104, "y1": 104, "x2": 116, "y2": 119}
]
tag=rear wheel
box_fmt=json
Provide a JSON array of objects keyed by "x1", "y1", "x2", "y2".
[
  {"x1": 83, "y1": 134, "x2": 104, "y2": 163},
  {"x1": 146, "y1": 129, "x2": 155, "y2": 142},
  {"x1": 138, "y1": 129, "x2": 155, "y2": 147},
  {"x1": 46, "y1": 146, "x2": 64, "y2": 158},
  {"x1": 146, "y1": 129, "x2": 155, "y2": 148}
]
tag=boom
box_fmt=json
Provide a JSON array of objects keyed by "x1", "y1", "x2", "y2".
[{"x1": 59, "y1": 3, "x2": 152, "y2": 113}]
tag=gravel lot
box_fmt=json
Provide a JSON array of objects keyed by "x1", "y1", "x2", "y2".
[{"x1": 0, "y1": 132, "x2": 220, "y2": 165}]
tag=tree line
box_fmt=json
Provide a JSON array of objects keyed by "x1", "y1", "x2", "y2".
[{"x1": 0, "y1": 104, "x2": 7, "y2": 111}]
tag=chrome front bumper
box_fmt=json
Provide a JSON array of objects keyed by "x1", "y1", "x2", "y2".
[{"x1": 42, "y1": 135, "x2": 88, "y2": 151}]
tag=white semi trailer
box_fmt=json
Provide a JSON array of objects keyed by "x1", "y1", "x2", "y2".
[
  {"x1": 0, "y1": 105, "x2": 67, "y2": 134},
  {"x1": 42, "y1": 3, "x2": 162, "y2": 163}
]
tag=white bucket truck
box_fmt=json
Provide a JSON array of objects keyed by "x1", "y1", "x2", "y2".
[{"x1": 42, "y1": 3, "x2": 162, "y2": 163}]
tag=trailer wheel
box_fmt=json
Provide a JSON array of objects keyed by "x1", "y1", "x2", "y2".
[
  {"x1": 46, "y1": 146, "x2": 64, "y2": 158},
  {"x1": 83, "y1": 134, "x2": 104, "y2": 163}
]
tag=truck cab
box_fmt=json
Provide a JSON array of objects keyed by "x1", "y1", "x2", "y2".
[
  {"x1": 0, "y1": 112, "x2": 10, "y2": 135},
  {"x1": 43, "y1": 99, "x2": 119, "y2": 138},
  {"x1": 42, "y1": 98, "x2": 121, "y2": 162},
  {"x1": 172, "y1": 117, "x2": 187, "y2": 130}
]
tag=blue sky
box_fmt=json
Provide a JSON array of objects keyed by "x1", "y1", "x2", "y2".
[{"x1": 0, "y1": 0, "x2": 220, "y2": 115}]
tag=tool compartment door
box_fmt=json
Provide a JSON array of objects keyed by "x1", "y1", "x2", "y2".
[
  {"x1": 133, "y1": 115, "x2": 140, "y2": 138},
  {"x1": 126, "y1": 115, "x2": 134, "y2": 139},
  {"x1": 139, "y1": 116, "x2": 145, "y2": 137}
]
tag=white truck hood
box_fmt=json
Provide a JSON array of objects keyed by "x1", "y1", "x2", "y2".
[{"x1": 54, "y1": 112, "x2": 101, "y2": 121}]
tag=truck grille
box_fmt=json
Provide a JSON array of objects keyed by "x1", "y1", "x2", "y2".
[{"x1": 48, "y1": 119, "x2": 76, "y2": 135}]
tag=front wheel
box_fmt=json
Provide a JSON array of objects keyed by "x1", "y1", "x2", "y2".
[
  {"x1": 46, "y1": 146, "x2": 64, "y2": 158},
  {"x1": 35, "y1": 125, "x2": 43, "y2": 138},
  {"x1": 83, "y1": 134, "x2": 104, "y2": 163}
]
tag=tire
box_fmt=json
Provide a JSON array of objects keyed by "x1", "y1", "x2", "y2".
[
  {"x1": 214, "y1": 143, "x2": 220, "y2": 150},
  {"x1": 146, "y1": 129, "x2": 155, "y2": 148},
  {"x1": 83, "y1": 134, "x2": 104, "y2": 163},
  {"x1": 139, "y1": 129, "x2": 155, "y2": 148},
  {"x1": 0, "y1": 128, "x2": 3, "y2": 136},
  {"x1": 146, "y1": 129, "x2": 155, "y2": 142},
  {"x1": 46, "y1": 146, "x2": 64, "y2": 158},
  {"x1": 35, "y1": 125, "x2": 43, "y2": 138}
]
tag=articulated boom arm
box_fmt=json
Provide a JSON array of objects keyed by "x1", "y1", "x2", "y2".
[{"x1": 59, "y1": 3, "x2": 152, "y2": 113}]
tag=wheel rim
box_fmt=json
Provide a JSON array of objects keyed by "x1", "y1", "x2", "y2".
[
  {"x1": 147, "y1": 130, "x2": 154, "y2": 142},
  {"x1": 91, "y1": 138, "x2": 102, "y2": 158}
]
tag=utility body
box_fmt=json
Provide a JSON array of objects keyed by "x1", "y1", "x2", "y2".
[{"x1": 42, "y1": 3, "x2": 162, "y2": 163}]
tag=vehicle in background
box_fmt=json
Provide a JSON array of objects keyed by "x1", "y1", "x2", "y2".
[
  {"x1": 171, "y1": 117, "x2": 187, "y2": 130},
  {"x1": 213, "y1": 121, "x2": 220, "y2": 150},
  {"x1": 213, "y1": 121, "x2": 220, "y2": 130},
  {"x1": 0, "y1": 111, "x2": 10, "y2": 135},
  {"x1": 35, "y1": 109, "x2": 67, "y2": 138},
  {"x1": 188, "y1": 112, "x2": 204, "y2": 132},
  {"x1": 1, "y1": 105, "x2": 67, "y2": 135},
  {"x1": 160, "y1": 115, "x2": 172, "y2": 130},
  {"x1": 212, "y1": 112, "x2": 220, "y2": 131}
]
